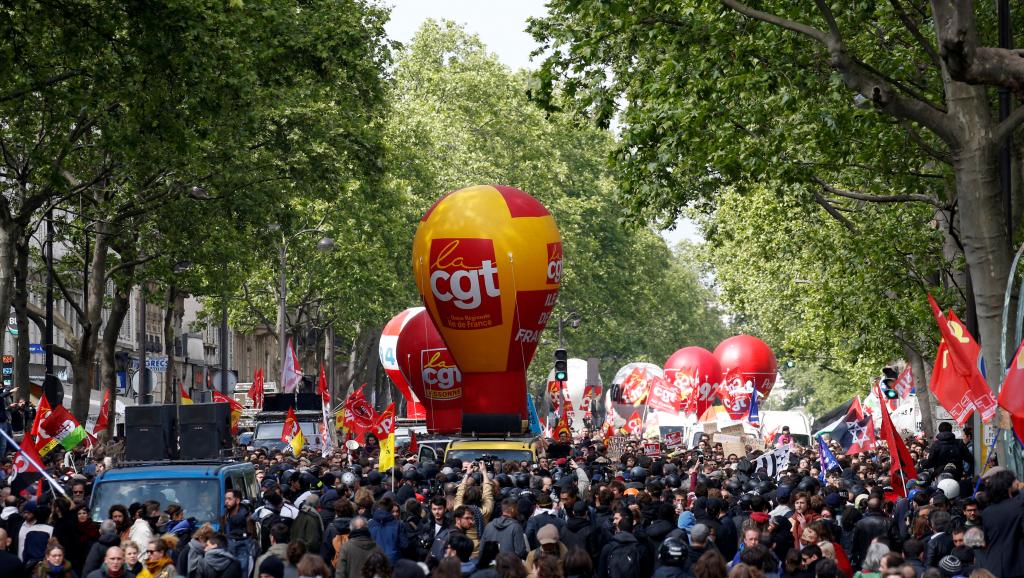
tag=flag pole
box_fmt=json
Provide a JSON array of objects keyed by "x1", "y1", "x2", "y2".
[{"x1": 0, "y1": 428, "x2": 69, "y2": 499}]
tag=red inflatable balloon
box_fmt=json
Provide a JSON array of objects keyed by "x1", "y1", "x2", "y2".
[
  {"x1": 713, "y1": 335, "x2": 777, "y2": 420},
  {"x1": 396, "y1": 309, "x2": 464, "y2": 433},
  {"x1": 664, "y1": 347, "x2": 722, "y2": 418}
]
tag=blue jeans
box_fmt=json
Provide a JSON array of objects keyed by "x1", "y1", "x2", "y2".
[{"x1": 228, "y1": 537, "x2": 254, "y2": 578}]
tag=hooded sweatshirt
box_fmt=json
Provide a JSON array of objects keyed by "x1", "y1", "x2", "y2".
[
  {"x1": 197, "y1": 548, "x2": 241, "y2": 578},
  {"x1": 481, "y1": 516, "x2": 527, "y2": 559},
  {"x1": 84, "y1": 531, "x2": 122, "y2": 576}
]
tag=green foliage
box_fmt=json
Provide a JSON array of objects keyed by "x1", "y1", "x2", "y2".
[{"x1": 385, "y1": 20, "x2": 729, "y2": 391}]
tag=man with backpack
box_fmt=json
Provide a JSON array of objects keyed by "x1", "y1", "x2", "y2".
[
  {"x1": 597, "y1": 509, "x2": 645, "y2": 578},
  {"x1": 525, "y1": 524, "x2": 566, "y2": 574},
  {"x1": 560, "y1": 501, "x2": 599, "y2": 561},
  {"x1": 524, "y1": 493, "x2": 564, "y2": 550},
  {"x1": 480, "y1": 498, "x2": 527, "y2": 559}
]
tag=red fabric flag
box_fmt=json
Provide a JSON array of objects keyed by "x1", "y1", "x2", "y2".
[
  {"x1": 179, "y1": 382, "x2": 194, "y2": 404},
  {"x1": 317, "y1": 365, "x2": 330, "y2": 405},
  {"x1": 92, "y1": 388, "x2": 111, "y2": 435},
  {"x1": 623, "y1": 410, "x2": 643, "y2": 437},
  {"x1": 877, "y1": 387, "x2": 917, "y2": 497},
  {"x1": 602, "y1": 420, "x2": 615, "y2": 443},
  {"x1": 999, "y1": 339, "x2": 1024, "y2": 443},
  {"x1": 375, "y1": 403, "x2": 396, "y2": 439},
  {"x1": 929, "y1": 342, "x2": 975, "y2": 425},
  {"x1": 30, "y1": 395, "x2": 52, "y2": 439},
  {"x1": 647, "y1": 374, "x2": 681, "y2": 413},
  {"x1": 894, "y1": 365, "x2": 914, "y2": 400},
  {"x1": 927, "y1": 295, "x2": 997, "y2": 422},
  {"x1": 620, "y1": 367, "x2": 651, "y2": 406},
  {"x1": 212, "y1": 391, "x2": 242, "y2": 435},
  {"x1": 248, "y1": 368, "x2": 265, "y2": 409},
  {"x1": 408, "y1": 431, "x2": 419, "y2": 456}
]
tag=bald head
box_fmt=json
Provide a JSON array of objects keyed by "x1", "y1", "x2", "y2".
[{"x1": 104, "y1": 546, "x2": 125, "y2": 572}]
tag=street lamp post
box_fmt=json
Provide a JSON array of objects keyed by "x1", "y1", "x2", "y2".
[{"x1": 275, "y1": 228, "x2": 335, "y2": 380}]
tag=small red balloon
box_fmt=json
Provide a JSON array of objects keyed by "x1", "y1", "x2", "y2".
[
  {"x1": 713, "y1": 335, "x2": 777, "y2": 420},
  {"x1": 664, "y1": 347, "x2": 722, "y2": 418}
]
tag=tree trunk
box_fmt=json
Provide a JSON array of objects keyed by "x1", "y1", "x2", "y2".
[
  {"x1": 903, "y1": 343, "x2": 935, "y2": 439},
  {"x1": 101, "y1": 279, "x2": 132, "y2": 438},
  {"x1": 0, "y1": 223, "x2": 20, "y2": 377},
  {"x1": 953, "y1": 141, "x2": 1013, "y2": 392},
  {"x1": 68, "y1": 224, "x2": 110, "y2": 423},
  {"x1": 13, "y1": 236, "x2": 31, "y2": 403},
  {"x1": 163, "y1": 285, "x2": 179, "y2": 403}
]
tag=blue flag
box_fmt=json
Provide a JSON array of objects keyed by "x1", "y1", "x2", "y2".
[
  {"x1": 526, "y1": 393, "x2": 542, "y2": 436},
  {"x1": 817, "y1": 435, "x2": 842, "y2": 481},
  {"x1": 748, "y1": 389, "x2": 760, "y2": 427}
]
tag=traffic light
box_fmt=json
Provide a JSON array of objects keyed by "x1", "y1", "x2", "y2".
[
  {"x1": 880, "y1": 367, "x2": 899, "y2": 399},
  {"x1": 1, "y1": 355, "x2": 12, "y2": 390},
  {"x1": 554, "y1": 349, "x2": 568, "y2": 382}
]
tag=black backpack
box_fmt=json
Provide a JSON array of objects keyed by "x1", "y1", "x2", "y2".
[
  {"x1": 606, "y1": 539, "x2": 642, "y2": 578},
  {"x1": 259, "y1": 507, "x2": 293, "y2": 551}
]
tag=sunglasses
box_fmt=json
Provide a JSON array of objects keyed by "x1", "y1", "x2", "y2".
[{"x1": 147, "y1": 549, "x2": 159, "y2": 555}]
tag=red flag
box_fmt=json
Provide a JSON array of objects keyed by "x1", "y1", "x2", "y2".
[
  {"x1": 894, "y1": 365, "x2": 914, "y2": 400},
  {"x1": 647, "y1": 374, "x2": 681, "y2": 413},
  {"x1": 92, "y1": 389, "x2": 111, "y2": 435},
  {"x1": 602, "y1": 420, "x2": 615, "y2": 443},
  {"x1": 929, "y1": 342, "x2": 974, "y2": 425},
  {"x1": 877, "y1": 387, "x2": 917, "y2": 497},
  {"x1": 620, "y1": 367, "x2": 651, "y2": 406},
  {"x1": 408, "y1": 431, "x2": 419, "y2": 455},
  {"x1": 248, "y1": 368, "x2": 265, "y2": 409},
  {"x1": 317, "y1": 365, "x2": 330, "y2": 405},
  {"x1": 179, "y1": 382, "x2": 194, "y2": 405},
  {"x1": 624, "y1": 410, "x2": 643, "y2": 437},
  {"x1": 375, "y1": 403, "x2": 396, "y2": 439},
  {"x1": 30, "y1": 395, "x2": 52, "y2": 439},
  {"x1": 212, "y1": 391, "x2": 243, "y2": 434},
  {"x1": 999, "y1": 339, "x2": 1024, "y2": 442},
  {"x1": 927, "y1": 295, "x2": 997, "y2": 422}
]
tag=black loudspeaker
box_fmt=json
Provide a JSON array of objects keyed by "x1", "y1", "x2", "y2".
[
  {"x1": 179, "y1": 402, "x2": 231, "y2": 460},
  {"x1": 461, "y1": 413, "x2": 523, "y2": 436},
  {"x1": 125, "y1": 405, "x2": 177, "y2": 461}
]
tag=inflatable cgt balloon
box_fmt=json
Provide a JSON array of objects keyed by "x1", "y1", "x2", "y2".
[
  {"x1": 379, "y1": 308, "x2": 427, "y2": 419},
  {"x1": 412, "y1": 185, "x2": 561, "y2": 432},
  {"x1": 713, "y1": 335, "x2": 777, "y2": 420},
  {"x1": 604, "y1": 362, "x2": 665, "y2": 426},
  {"x1": 396, "y1": 309, "x2": 464, "y2": 433},
  {"x1": 664, "y1": 347, "x2": 722, "y2": 419}
]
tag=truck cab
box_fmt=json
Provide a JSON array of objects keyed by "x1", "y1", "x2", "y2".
[
  {"x1": 444, "y1": 437, "x2": 538, "y2": 464},
  {"x1": 89, "y1": 461, "x2": 258, "y2": 529},
  {"x1": 252, "y1": 392, "x2": 324, "y2": 453}
]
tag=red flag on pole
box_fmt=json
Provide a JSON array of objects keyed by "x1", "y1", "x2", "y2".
[
  {"x1": 212, "y1": 391, "x2": 243, "y2": 434},
  {"x1": 92, "y1": 388, "x2": 111, "y2": 435},
  {"x1": 998, "y1": 339, "x2": 1024, "y2": 442},
  {"x1": 408, "y1": 431, "x2": 419, "y2": 456},
  {"x1": 876, "y1": 387, "x2": 917, "y2": 498},
  {"x1": 248, "y1": 368, "x2": 265, "y2": 409},
  {"x1": 927, "y1": 295, "x2": 997, "y2": 422}
]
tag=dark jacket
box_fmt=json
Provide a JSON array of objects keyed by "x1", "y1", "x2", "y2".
[
  {"x1": 321, "y1": 516, "x2": 351, "y2": 566},
  {"x1": 83, "y1": 532, "x2": 121, "y2": 578},
  {"x1": 851, "y1": 511, "x2": 892, "y2": 569},
  {"x1": 925, "y1": 532, "x2": 954, "y2": 569},
  {"x1": 597, "y1": 532, "x2": 644, "y2": 578},
  {"x1": 560, "y1": 516, "x2": 600, "y2": 561},
  {"x1": 652, "y1": 566, "x2": 689, "y2": 578},
  {"x1": 291, "y1": 505, "x2": 323, "y2": 554},
  {"x1": 31, "y1": 560, "x2": 75, "y2": 578},
  {"x1": 0, "y1": 549, "x2": 28, "y2": 578},
  {"x1": 368, "y1": 508, "x2": 407, "y2": 563},
  {"x1": 524, "y1": 510, "x2": 563, "y2": 550},
  {"x1": 195, "y1": 548, "x2": 242, "y2": 578},
  {"x1": 481, "y1": 516, "x2": 527, "y2": 559},
  {"x1": 335, "y1": 528, "x2": 381, "y2": 578},
  {"x1": 979, "y1": 493, "x2": 1024, "y2": 578},
  {"x1": 926, "y1": 432, "x2": 972, "y2": 477},
  {"x1": 85, "y1": 565, "x2": 136, "y2": 578}
]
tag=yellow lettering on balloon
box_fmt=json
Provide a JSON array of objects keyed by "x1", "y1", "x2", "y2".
[{"x1": 1016, "y1": 348, "x2": 1024, "y2": 370}]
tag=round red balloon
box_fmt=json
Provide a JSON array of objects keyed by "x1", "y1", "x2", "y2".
[
  {"x1": 396, "y1": 309, "x2": 464, "y2": 434},
  {"x1": 664, "y1": 347, "x2": 722, "y2": 418},
  {"x1": 713, "y1": 335, "x2": 777, "y2": 420}
]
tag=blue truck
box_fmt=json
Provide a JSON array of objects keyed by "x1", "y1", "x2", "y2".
[{"x1": 88, "y1": 460, "x2": 259, "y2": 529}]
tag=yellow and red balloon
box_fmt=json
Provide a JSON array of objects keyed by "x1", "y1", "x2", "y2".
[
  {"x1": 413, "y1": 185, "x2": 561, "y2": 425},
  {"x1": 379, "y1": 307, "x2": 427, "y2": 419}
]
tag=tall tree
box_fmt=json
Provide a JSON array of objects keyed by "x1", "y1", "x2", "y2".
[{"x1": 530, "y1": 1, "x2": 1024, "y2": 395}]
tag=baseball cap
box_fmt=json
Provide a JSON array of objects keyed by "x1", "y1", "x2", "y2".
[{"x1": 537, "y1": 524, "x2": 559, "y2": 545}]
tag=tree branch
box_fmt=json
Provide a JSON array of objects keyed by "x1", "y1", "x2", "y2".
[
  {"x1": 240, "y1": 283, "x2": 278, "y2": 337},
  {"x1": 811, "y1": 176, "x2": 947, "y2": 207},
  {"x1": 25, "y1": 301, "x2": 80, "y2": 354},
  {"x1": 889, "y1": 0, "x2": 942, "y2": 70},
  {"x1": 0, "y1": 70, "x2": 84, "y2": 103},
  {"x1": 994, "y1": 103, "x2": 1024, "y2": 146},
  {"x1": 811, "y1": 189, "x2": 859, "y2": 232},
  {"x1": 899, "y1": 119, "x2": 953, "y2": 164},
  {"x1": 721, "y1": 0, "x2": 827, "y2": 43}
]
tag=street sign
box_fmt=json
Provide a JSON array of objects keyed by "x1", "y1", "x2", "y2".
[
  {"x1": 29, "y1": 344, "x2": 44, "y2": 355},
  {"x1": 7, "y1": 315, "x2": 16, "y2": 336},
  {"x1": 130, "y1": 356, "x2": 168, "y2": 373}
]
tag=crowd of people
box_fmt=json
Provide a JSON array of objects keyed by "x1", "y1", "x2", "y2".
[{"x1": 0, "y1": 412, "x2": 1021, "y2": 578}]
